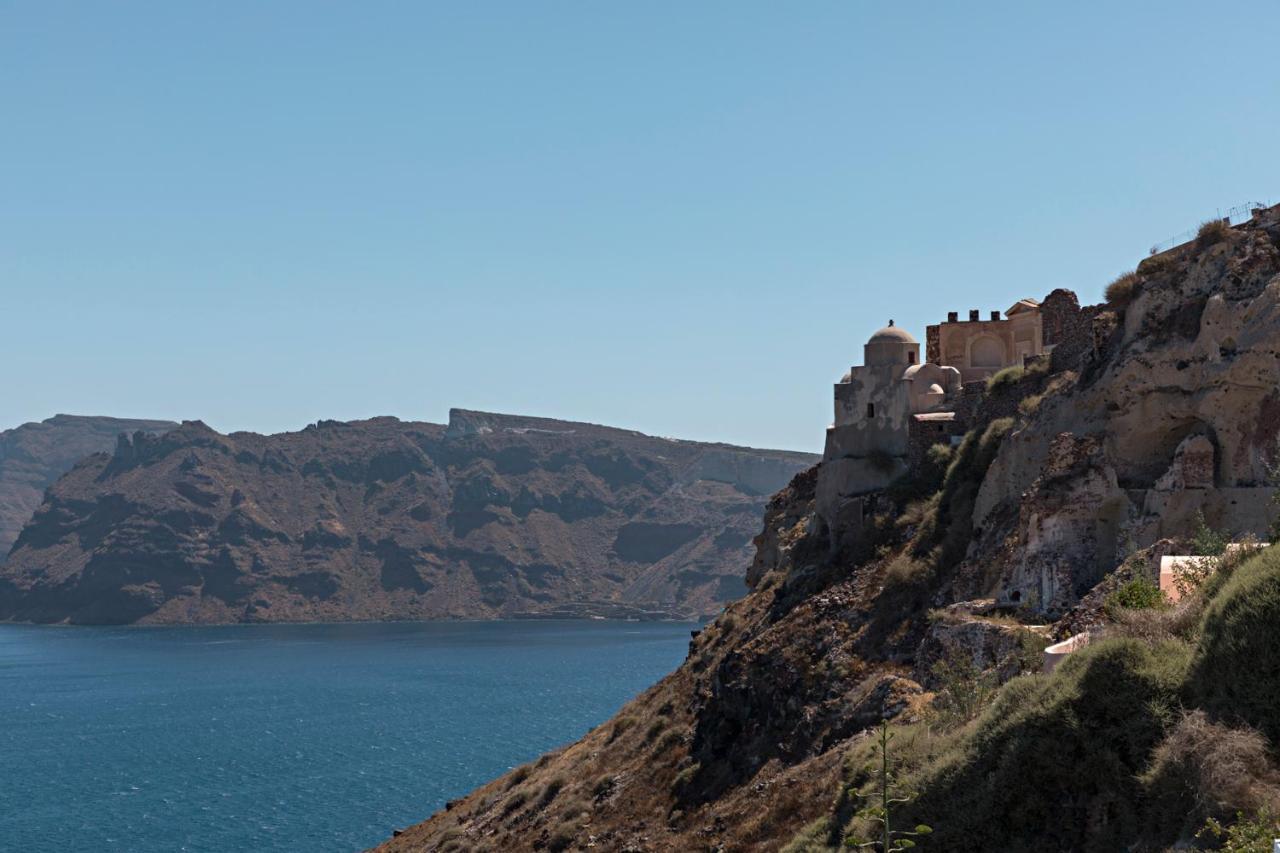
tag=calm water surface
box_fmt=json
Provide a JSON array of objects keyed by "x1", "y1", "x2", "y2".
[{"x1": 0, "y1": 619, "x2": 695, "y2": 852}]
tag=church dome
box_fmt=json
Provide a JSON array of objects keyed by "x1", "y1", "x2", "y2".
[{"x1": 867, "y1": 324, "x2": 917, "y2": 345}]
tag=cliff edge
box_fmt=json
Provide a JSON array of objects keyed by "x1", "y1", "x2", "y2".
[{"x1": 377, "y1": 205, "x2": 1280, "y2": 852}]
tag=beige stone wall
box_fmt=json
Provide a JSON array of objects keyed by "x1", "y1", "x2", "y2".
[{"x1": 936, "y1": 311, "x2": 1044, "y2": 382}]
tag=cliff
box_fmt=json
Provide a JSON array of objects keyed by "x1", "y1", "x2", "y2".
[
  {"x1": 0, "y1": 415, "x2": 176, "y2": 562},
  {"x1": 377, "y1": 205, "x2": 1280, "y2": 851},
  {"x1": 0, "y1": 410, "x2": 815, "y2": 625}
]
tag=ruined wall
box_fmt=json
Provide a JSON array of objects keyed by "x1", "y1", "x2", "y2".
[
  {"x1": 1041, "y1": 289, "x2": 1105, "y2": 375},
  {"x1": 907, "y1": 415, "x2": 960, "y2": 468}
]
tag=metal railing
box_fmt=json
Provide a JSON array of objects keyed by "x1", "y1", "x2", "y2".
[{"x1": 1148, "y1": 201, "x2": 1272, "y2": 255}]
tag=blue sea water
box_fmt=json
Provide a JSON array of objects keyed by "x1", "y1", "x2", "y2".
[{"x1": 0, "y1": 619, "x2": 696, "y2": 852}]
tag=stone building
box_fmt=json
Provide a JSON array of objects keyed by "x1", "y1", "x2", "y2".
[
  {"x1": 817, "y1": 322, "x2": 962, "y2": 524},
  {"x1": 817, "y1": 300, "x2": 1045, "y2": 529},
  {"x1": 925, "y1": 300, "x2": 1045, "y2": 383}
]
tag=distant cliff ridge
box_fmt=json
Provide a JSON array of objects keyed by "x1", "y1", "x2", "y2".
[
  {"x1": 0, "y1": 415, "x2": 177, "y2": 562},
  {"x1": 0, "y1": 410, "x2": 816, "y2": 625}
]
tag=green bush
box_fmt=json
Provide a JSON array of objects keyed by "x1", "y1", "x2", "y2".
[
  {"x1": 1200, "y1": 809, "x2": 1280, "y2": 852},
  {"x1": 904, "y1": 638, "x2": 1191, "y2": 852},
  {"x1": 1107, "y1": 576, "x2": 1168, "y2": 613},
  {"x1": 925, "y1": 649, "x2": 998, "y2": 731},
  {"x1": 917, "y1": 418, "x2": 1013, "y2": 571},
  {"x1": 1105, "y1": 270, "x2": 1141, "y2": 307},
  {"x1": 986, "y1": 365, "x2": 1024, "y2": 391},
  {"x1": 1188, "y1": 546, "x2": 1280, "y2": 742},
  {"x1": 1191, "y1": 510, "x2": 1229, "y2": 557},
  {"x1": 886, "y1": 443, "x2": 952, "y2": 505}
]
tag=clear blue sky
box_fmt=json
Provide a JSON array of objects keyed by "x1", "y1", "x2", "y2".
[{"x1": 2, "y1": 2, "x2": 1276, "y2": 452}]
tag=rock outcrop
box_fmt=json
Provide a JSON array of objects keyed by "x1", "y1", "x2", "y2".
[
  {"x1": 376, "y1": 204, "x2": 1280, "y2": 852},
  {"x1": 0, "y1": 410, "x2": 815, "y2": 624},
  {"x1": 0, "y1": 415, "x2": 176, "y2": 562},
  {"x1": 964, "y1": 206, "x2": 1280, "y2": 614}
]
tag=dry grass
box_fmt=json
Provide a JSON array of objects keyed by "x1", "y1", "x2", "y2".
[
  {"x1": 986, "y1": 364, "x2": 1024, "y2": 391},
  {"x1": 1105, "y1": 270, "x2": 1140, "y2": 307},
  {"x1": 505, "y1": 764, "x2": 531, "y2": 789},
  {"x1": 1111, "y1": 598, "x2": 1203, "y2": 643},
  {"x1": 1145, "y1": 710, "x2": 1280, "y2": 825},
  {"x1": 607, "y1": 715, "x2": 635, "y2": 743},
  {"x1": 538, "y1": 776, "x2": 567, "y2": 809},
  {"x1": 1196, "y1": 218, "x2": 1233, "y2": 249}
]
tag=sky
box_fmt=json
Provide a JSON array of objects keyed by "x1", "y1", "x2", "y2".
[{"x1": 2, "y1": 2, "x2": 1276, "y2": 452}]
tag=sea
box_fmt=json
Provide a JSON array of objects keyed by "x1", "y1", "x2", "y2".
[{"x1": 0, "y1": 619, "x2": 696, "y2": 852}]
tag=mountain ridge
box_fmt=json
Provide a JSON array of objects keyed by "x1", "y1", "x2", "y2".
[
  {"x1": 0, "y1": 414, "x2": 178, "y2": 562},
  {"x1": 0, "y1": 409, "x2": 816, "y2": 625}
]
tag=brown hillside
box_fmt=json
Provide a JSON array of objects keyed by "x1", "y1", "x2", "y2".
[
  {"x1": 0, "y1": 409, "x2": 814, "y2": 625},
  {"x1": 377, "y1": 204, "x2": 1280, "y2": 852},
  {"x1": 0, "y1": 414, "x2": 176, "y2": 561}
]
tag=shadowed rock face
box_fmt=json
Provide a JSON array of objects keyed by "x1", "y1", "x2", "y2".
[
  {"x1": 0, "y1": 410, "x2": 816, "y2": 624},
  {"x1": 0, "y1": 415, "x2": 177, "y2": 563}
]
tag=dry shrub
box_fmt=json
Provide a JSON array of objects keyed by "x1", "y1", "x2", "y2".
[
  {"x1": 506, "y1": 764, "x2": 531, "y2": 788},
  {"x1": 1105, "y1": 270, "x2": 1140, "y2": 307},
  {"x1": 1111, "y1": 598, "x2": 1203, "y2": 643},
  {"x1": 546, "y1": 820, "x2": 578, "y2": 852},
  {"x1": 1017, "y1": 393, "x2": 1043, "y2": 417},
  {"x1": 500, "y1": 789, "x2": 529, "y2": 817},
  {"x1": 1144, "y1": 710, "x2": 1280, "y2": 836},
  {"x1": 1196, "y1": 218, "x2": 1233, "y2": 249},
  {"x1": 986, "y1": 364, "x2": 1024, "y2": 391},
  {"x1": 654, "y1": 729, "x2": 683, "y2": 754},
  {"x1": 538, "y1": 776, "x2": 567, "y2": 808},
  {"x1": 607, "y1": 715, "x2": 635, "y2": 743}
]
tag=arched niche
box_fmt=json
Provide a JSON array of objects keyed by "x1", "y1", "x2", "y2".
[{"x1": 969, "y1": 335, "x2": 1005, "y2": 369}]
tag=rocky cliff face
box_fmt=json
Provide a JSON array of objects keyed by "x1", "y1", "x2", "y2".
[
  {"x1": 377, "y1": 205, "x2": 1280, "y2": 852},
  {"x1": 0, "y1": 410, "x2": 815, "y2": 625},
  {"x1": 0, "y1": 415, "x2": 176, "y2": 563}
]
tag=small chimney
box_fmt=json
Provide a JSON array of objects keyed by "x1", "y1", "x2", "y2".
[
  {"x1": 947, "y1": 311, "x2": 958, "y2": 323},
  {"x1": 991, "y1": 310, "x2": 1000, "y2": 321},
  {"x1": 968, "y1": 309, "x2": 979, "y2": 322}
]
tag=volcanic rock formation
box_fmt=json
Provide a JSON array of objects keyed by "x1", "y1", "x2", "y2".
[
  {"x1": 0, "y1": 410, "x2": 814, "y2": 624},
  {"x1": 0, "y1": 415, "x2": 176, "y2": 562}
]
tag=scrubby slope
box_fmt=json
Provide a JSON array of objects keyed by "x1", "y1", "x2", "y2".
[
  {"x1": 378, "y1": 206, "x2": 1280, "y2": 852},
  {"x1": 0, "y1": 410, "x2": 814, "y2": 624}
]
